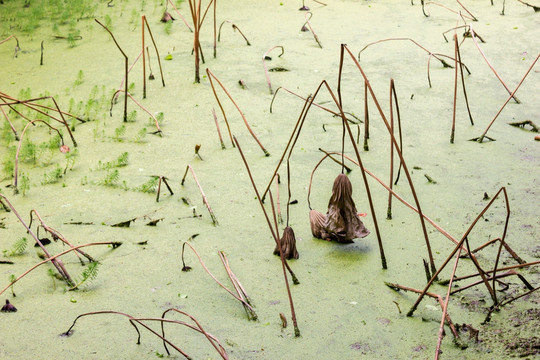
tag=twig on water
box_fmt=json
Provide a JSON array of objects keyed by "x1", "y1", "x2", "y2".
[
  {"x1": 385, "y1": 282, "x2": 458, "y2": 338},
  {"x1": 181, "y1": 164, "x2": 218, "y2": 225}
]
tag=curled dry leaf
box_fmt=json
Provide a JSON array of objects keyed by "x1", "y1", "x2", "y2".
[{"x1": 274, "y1": 226, "x2": 299, "y2": 260}]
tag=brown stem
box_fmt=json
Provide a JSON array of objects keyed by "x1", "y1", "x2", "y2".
[
  {"x1": 269, "y1": 87, "x2": 361, "y2": 125},
  {"x1": 261, "y1": 95, "x2": 312, "y2": 201},
  {"x1": 364, "y1": 80, "x2": 369, "y2": 150},
  {"x1": 0, "y1": 239, "x2": 118, "y2": 297},
  {"x1": 142, "y1": 16, "x2": 146, "y2": 99},
  {"x1": 435, "y1": 245, "x2": 462, "y2": 359},
  {"x1": 167, "y1": 0, "x2": 194, "y2": 32},
  {"x1": 387, "y1": 79, "x2": 403, "y2": 218},
  {"x1": 268, "y1": 190, "x2": 300, "y2": 337},
  {"x1": 213, "y1": 0, "x2": 217, "y2": 57},
  {"x1": 29, "y1": 209, "x2": 95, "y2": 264},
  {"x1": 211, "y1": 108, "x2": 226, "y2": 149},
  {"x1": 233, "y1": 136, "x2": 299, "y2": 284},
  {"x1": 358, "y1": 38, "x2": 471, "y2": 87},
  {"x1": 469, "y1": 26, "x2": 520, "y2": 103},
  {"x1": 156, "y1": 176, "x2": 174, "y2": 202},
  {"x1": 160, "y1": 308, "x2": 228, "y2": 359},
  {"x1": 407, "y1": 187, "x2": 509, "y2": 317},
  {"x1": 262, "y1": 45, "x2": 285, "y2": 94},
  {"x1": 474, "y1": 52, "x2": 539, "y2": 142},
  {"x1": 181, "y1": 242, "x2": 253, "y2": 313},
  {"x1": 424, "y1": 1, "x2": 476, "y2": 20},
  {"x1": 143, "y1": 16, "x2": 166, "y2": 88},
  {"x1": 385, "y1": 282, "x2": 458, "y2": 338},
  {"x1": 456, "y1": 33, "x2": 473, "y2": 125},
  {"x1": 110, "y1": 90, "x2": 162, "y2": 135},
  {"x1": 302, "y1": 12, "x2": 322, "y2": 48},
  {"x1": 232, "y1": 24, "x2": 251, "y2": 46},
  {"x1": 206, "y1": 68, "x2": 269, "y2": 156},
  {"x1": 471, "y1": 237, "x2": 525, "y2": 264},
  {"x1": 307, "y1": 152, "x2": 465, "y2": 251},
  {"x1": 451, "y1": 34, "x2": 458, "y2": 144},
  {"x1": 218, "y1": 251, "x2": 257, "y2": 320},
  {"x1": 95, "y1": 18, "x2": 128, "y2": 122},
  {"x1": 344, "y1": 45, "x2": 438, "y2": 270},
  {"x1": 275, "y1": 174, "x2": 283, "y2": 224},
  {"x1": 181, "y1": 164, "x2": 218, "y2": 225}
]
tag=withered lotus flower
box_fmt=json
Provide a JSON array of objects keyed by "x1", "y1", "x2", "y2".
[
  {"x1": 274, "y1": 226, "x2": 299, "y2": 260},
  {"x1": 160, "y1": 11, "x2": 175, "y2": 23},
  {"x1": 309, "y1": 209, "x2": 326, "y2": 238},
  {"x1": 321, "y1": 174, "x2": 370, "y2": 243},
  {"x1": 1, "y1": 299, "x2": 17, "y2": 312}
]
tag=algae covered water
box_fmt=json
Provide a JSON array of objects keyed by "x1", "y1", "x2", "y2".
[{"x1": 1, "y1": 1, "x2": 539, "y2": 358}]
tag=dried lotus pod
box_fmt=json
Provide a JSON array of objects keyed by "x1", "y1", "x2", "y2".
[
  {"x1": 309, "y1": 209, "x2": 326, "y2": 238},
  {"x1": 322, "y1": 174, "x2": 370, "y2": 243},
  {"x1": 274, "y1": 226, "x2": 299, "y2": 260},
  {"x1": 160, "y1": 11, "x2": 175, "y2": 23},
  {"x1": 1, "y1": 299, "x2": 17, "y2": 312}
]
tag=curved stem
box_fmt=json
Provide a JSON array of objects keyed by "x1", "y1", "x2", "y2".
[{"x1": 262, "y1": 45, "x2": 285, "y2": 94}]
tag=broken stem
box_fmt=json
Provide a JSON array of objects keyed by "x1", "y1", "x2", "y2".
[{"x1": 181, "y1": 164, "x2": 218, "y2": 225}]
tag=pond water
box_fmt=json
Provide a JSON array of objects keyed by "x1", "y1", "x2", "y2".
[{"x1": 1, "y1": 0, "x2": 539, "y2": 359}]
